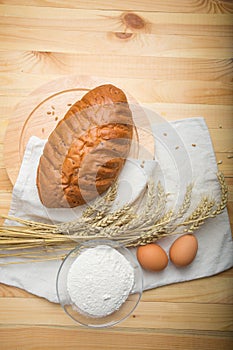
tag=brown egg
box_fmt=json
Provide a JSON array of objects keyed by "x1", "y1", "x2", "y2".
[
  {"x1": 137, "y1": 243, "x2": 168, "y2": 272},
  {"x1": 169, "y1": 234, "x2": 198, "y2": 267}
]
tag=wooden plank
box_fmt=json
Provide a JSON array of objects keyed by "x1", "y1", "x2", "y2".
[
  {"x1": 1, "y1": 267, "x2": 232, "y2": 303},
  {"x1": 142, "y1": 271, "x2": 233, "y2": 304},
  {"x1": 143, "y1": 103, "x2": 233, "y2": 129},
  {"x1": 0, "y1": 143, "x2": 5, "y2": 167},
  {"x1": 216, "y1": 153, "x2": 233, "y2": 176},
  {"x1": 228, "y1": 205, "x2": 233, "y2": 230},
  {"x1": 0, "y1": 51, "x2": 232, "y2": 82},
  {"x1": 226, "y1": 178, "x2": 233, "y2": 186},
  {"x1": 0, "y1": 72, "x2": 59, "y2": 95},
  {"x1": 0, "y1": 5, "x2": 232, "y2": 36},
  {"x1": 0, "y1": 0, "x2": 232, "y2": 14},
  {"x1": 226, "y1": 180, "x2": 233, "y2": 227},
  {"x1": 1, "y1": 96, "x2": 232, "y2": 129},
  {"x1": 0, "y1": 27, "x2": 232, "y2": 58},
  {"x1": 0, "y1": 118, "x2": 8, "y2": 142},
  {"x1": 2, "y1": 5, "x2": 232, "y2": 25},
  {"x1": 227, "y1": 184, "x2": 233, "y2": 202},
  {"x1": 0, "y1": 143, "x2": 7, "y2": 168},
  {"x1": 0, "y1": 297, "x2": 232, "y2": 331},
  {"x1": 109, "y1": 78, "x2": 233, "y2": 105},
  {"x1": 0, "y1": 283, "x2": 36, "y2": 298},
  {"x1": 0, "y1": 326, "x2": 233, "y2": 350},
  {"x1": 0, "y1": 191, "x2": 12, "y2": 209},
  {"x1": 208, "y1": 128, "x2": 233, "y2": 153},
  {"x1": 0, "y1": 168, "x2": 11, "y2": 189},
  {"x1": 0, "y1": 74, "x2": 232, "y2": 105}
]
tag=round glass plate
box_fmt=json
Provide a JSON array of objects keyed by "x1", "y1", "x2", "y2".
[{"x1": 56, "y1": 239, "x2": 143, "y2": 328}]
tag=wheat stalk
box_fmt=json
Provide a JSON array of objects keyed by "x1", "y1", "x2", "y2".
[{"x1": 0, "y1": 172, "x2": 228, "y2": 263}]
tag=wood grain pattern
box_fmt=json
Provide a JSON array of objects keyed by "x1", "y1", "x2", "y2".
[
  {"x1": 0, "y1": 327, "x2": 232, "y2": 350},
  {"x1": 1, "y1": 52, "x2": 233, "y2": 81},
  {"x1": 1, "y1": 297, "x2": 232, "y2": 330},
  {"x1": 0, "y1": 30, "x2": 232, "y2": 58},
  {"x1": 0, "y1": 0, "x2": 233, "y2": 13},
  {"x1": 0, "y1": 5, "x2": 233, "y2": 36},
  {"x1": 0, "y1": 1, "x2": 232, "y2": 349},
  {"x1": 0, "y1": 6, "x2": 232, "y2": 58},
  {"x1": 1, "y1": 74, "x2": 232, "y2": 105}
]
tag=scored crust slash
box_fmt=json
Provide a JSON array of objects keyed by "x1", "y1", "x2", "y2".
[{"x1": 36, "y1": 84, "x2": 134, "y2": 208}]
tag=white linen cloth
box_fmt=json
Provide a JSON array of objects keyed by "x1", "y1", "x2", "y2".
[{"x1": 0, "y1": 117, "x2": 232, "y2": 302}]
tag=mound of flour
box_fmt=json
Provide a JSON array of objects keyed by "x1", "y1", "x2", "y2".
[{"x1": 67, "y1": 245, "x2": 135, "y2": 317}]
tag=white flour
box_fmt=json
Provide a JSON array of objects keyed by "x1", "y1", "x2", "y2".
[{"x1": 67, "y1": 245, "x2": 135, "y2": 317}]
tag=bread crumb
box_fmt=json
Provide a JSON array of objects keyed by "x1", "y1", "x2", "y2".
[
  {"x1": 192, "y1": 144, "x2": 196, "y2": 147},
  {"x1": 55, "y1": 116, "x2": 58, "y2": 121},
  {"x1": 47, "y1": 111, "x2": 51, "y2": 115},
  {"x1": 217, "y1": 160, "x2": 223, "y2": 164},
  {"x1": 227, "y1": 155, "x2": 233, "y2": 159},
  {"x1": 52, "y1": 111, "x2": 55, "y2": 115},
  {"x1": 175, "y1": 146, "x2": 179, "y2": 150},
  {"x1": 67, "y1": 103, "x2": 72, "y2": 106},
  {"x1": 219, "y1": 124, "x2": 222, "y2": 128},
  {"x1": 163, "y1": 133, "x2": 167, "y2": 136},
  {"x1": 42, "y1": 128, "x2": 45, "y2": 133},
  {"x1": 51, "y1": 105, "x2": 55, "y2": 110}
]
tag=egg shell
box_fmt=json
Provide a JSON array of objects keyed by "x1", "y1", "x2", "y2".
[
  {"x1": 169, "y1": 234, "x2": 198, "y2": 267},
  {"x1": 136, "y1": 243, "x2": 168, "y2": 272}
]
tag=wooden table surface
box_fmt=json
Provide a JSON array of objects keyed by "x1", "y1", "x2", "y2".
[{"x1": 0, "y1": 1, "x2": 232, "y2": 349}]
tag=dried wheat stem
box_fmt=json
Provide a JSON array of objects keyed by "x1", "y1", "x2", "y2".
[
  {"x1": 0, "y1": 172, "x2": 228, "y2": 261},
  {"x1": 1, "y1": 215, "x2": 55, "y2": 229},
  {"x1": 0, "y1": 255, "x2": 67, "y2": 266}
]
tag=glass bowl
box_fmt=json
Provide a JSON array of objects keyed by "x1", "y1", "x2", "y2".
[{"x1": 56, "y1": 239, "x2": 143, "y2": 328}]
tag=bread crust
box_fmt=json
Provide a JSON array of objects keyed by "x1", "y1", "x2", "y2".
[{"x1": 36, "y1": 84, "x2": 134, "y2": 208}]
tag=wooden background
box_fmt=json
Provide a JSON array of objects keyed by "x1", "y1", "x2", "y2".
[{"x1": 0, "y1": 1, "x2": 232, "y2": 349}]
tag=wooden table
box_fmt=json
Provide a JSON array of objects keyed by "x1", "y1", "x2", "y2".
[{"x1": 0, "y1": 1, "x2": 232, "y2": 349}]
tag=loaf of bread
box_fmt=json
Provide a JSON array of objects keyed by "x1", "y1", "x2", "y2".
[{"x1": 36, "y1": 84, "x2": 134, "y2": 208}]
